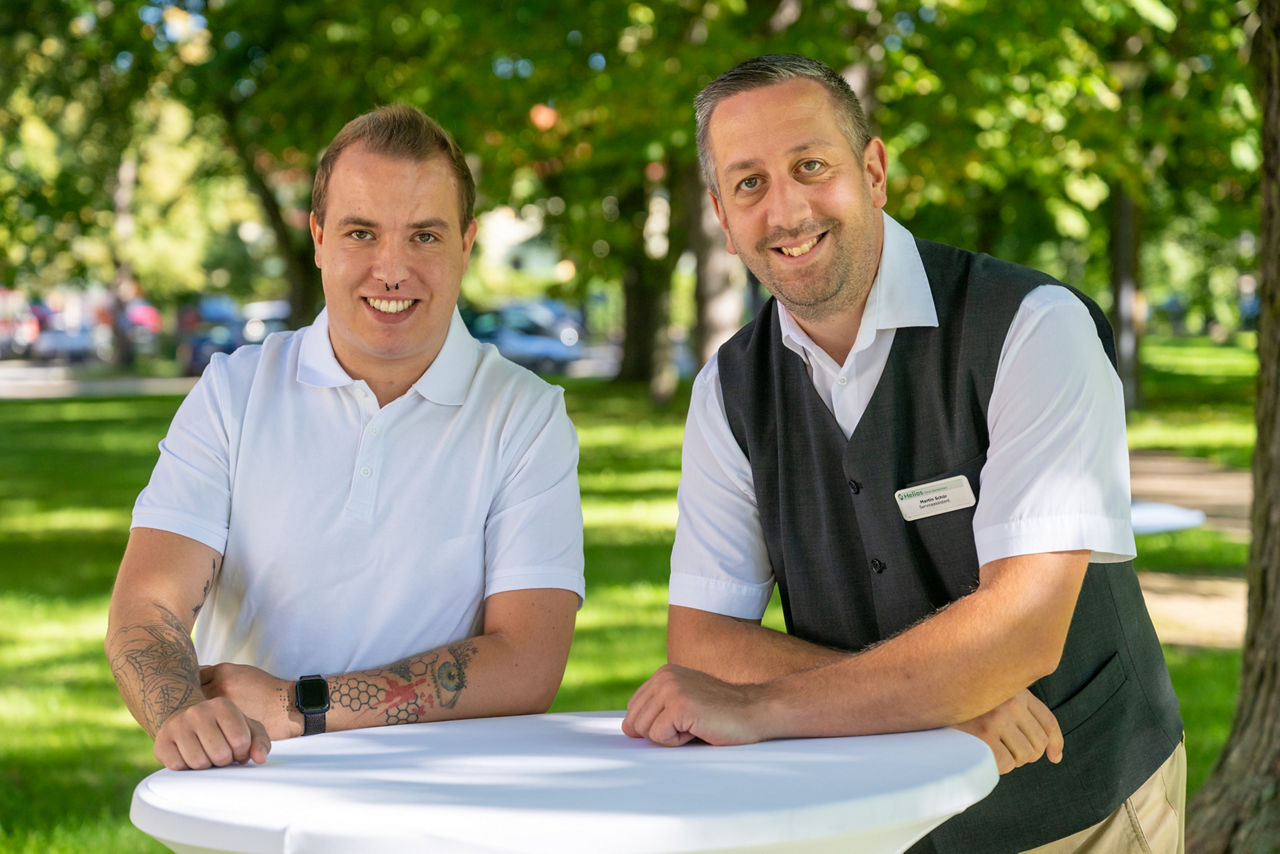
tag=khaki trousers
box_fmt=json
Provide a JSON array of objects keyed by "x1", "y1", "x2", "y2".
[{"x1": 1023, "y1": 738, "x2": 1186, "y2": 854}]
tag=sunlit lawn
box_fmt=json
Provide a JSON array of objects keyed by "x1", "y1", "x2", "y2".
[{"x1": 0, "y1": 332, "x2": 1256, "y2": 851}]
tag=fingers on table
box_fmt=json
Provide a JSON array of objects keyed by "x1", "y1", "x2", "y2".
[
  {"x1": 623, "y1": 672, "x2": 698, "y2": 747},
  {"x1": 154, "y1": 699, "x2": 271, "y2": 770}
]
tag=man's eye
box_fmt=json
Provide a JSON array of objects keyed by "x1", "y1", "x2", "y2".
[
  {"x1": 738, "y1": 176, "x2": 760, "y2": 191},
  {"x1": 414, "y1": 233, "x2": 438, "y2": 244},
  {"x1": 349, "y1": 230, "x2": 372, "y2": 240},
  {"x1": 799, "y1": 160, "x2": 823, "y2": 174}
]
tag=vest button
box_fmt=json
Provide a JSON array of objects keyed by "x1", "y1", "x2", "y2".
[
  {"x1": 848, "y1": 479, "x2": 862, "y2": 494},
  {"x1": 870, "y1": 558, "x2": 886, "y2": 573}
]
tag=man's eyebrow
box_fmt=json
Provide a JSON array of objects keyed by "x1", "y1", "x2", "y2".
[
  {"x1": 722, "y1": 139, "x2": 840, "y2": 176},
  {"x1": 335, "y1": 215, "x2": 454, "y2": 232},
  {"x1": 409, "y1": 218, "x2": 453, "y2": 232}
]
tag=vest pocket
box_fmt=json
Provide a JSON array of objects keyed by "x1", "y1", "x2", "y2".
[{"x1": 1052, "y1": 652, "x2": 1126, "y2": 735}]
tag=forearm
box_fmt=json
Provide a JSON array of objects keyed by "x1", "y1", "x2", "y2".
[
  {"x1": 750, "y1": 552, "x2": 1088, "y2": 740},
  {"x1": 324, "y1": 633, "x2": 561, "y2": 732},
  {"x1": 105, "y1": 528, "x2": 221, "y2": 739},
  {"x1": 667, "y1": 605, "x2": 847, "y2": 683},
  {"x1": 106, "y1": 601, "x2": 204, "y2": 737}
]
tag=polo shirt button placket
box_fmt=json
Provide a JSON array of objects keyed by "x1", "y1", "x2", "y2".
[{"x1": 870, "y1": 558, "x2": 886, "y2": 574}]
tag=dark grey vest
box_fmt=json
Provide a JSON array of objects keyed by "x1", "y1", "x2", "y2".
[{"x1": 718, "y1": 239, "x2": 1183, "y2": 853}]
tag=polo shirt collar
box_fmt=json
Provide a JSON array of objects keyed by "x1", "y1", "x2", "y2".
[
  {"x1": 778, "y1": 211, "x2": 938, "y2": 363},
  {"x1": 408, "y1": 308, "x2": 477, "y2": 406},
  {"x1": 296, "y1": 306, "x2": 478, "y2": 406}
]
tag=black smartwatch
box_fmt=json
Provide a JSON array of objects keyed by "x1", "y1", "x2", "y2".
[{"x1": 295, "y1": 674, "x2": 330, "y2": 736}]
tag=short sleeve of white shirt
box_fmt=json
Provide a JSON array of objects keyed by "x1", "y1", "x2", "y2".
[
  {"x1": 974, "y1": 285, "x2": 1135, "y2": 566},
  {"x1": 668, "y1": 358, "x2": 775, "y2": 619}
]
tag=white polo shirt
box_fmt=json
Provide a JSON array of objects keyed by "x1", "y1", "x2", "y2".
[
  {"x1": 670, "y1": 213, "x2": 1135, "y2": 619},
  {"x1": 133, "y1": 307, "x2": 584, "y2": 678}
]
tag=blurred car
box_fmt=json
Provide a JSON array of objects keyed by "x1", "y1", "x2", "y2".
[
  {"x1": 29, "y1": 325, "x2": 94, "y2": 363},
  {"x1": 176, "y1": 298, "x2": 291, "y2": 376},
  {"x1": 241, "y1": 299, "x2": 291, "y2": 345},
  {"x1": 0, "y1": 313, "x2": 39, "y2": 359},
  {"x1": 466, "y1": 299, "x2": 584, "y2": 375},
  {"x1": 178, "y1": 320, "x2": 244, "y2": 376}
]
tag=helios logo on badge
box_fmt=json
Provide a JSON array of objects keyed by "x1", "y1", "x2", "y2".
[{"x1": 895, "y1": 475, "x2": 976, "y2": 522}]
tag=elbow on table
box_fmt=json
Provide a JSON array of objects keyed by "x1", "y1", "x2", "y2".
[{"x1": 520, "y1": 679, "x2": 561, "y2": 715}]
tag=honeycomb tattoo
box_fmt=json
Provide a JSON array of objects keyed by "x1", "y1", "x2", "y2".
[{"x1": 331, "y1": 676, "x2": 381, "y2": 712}]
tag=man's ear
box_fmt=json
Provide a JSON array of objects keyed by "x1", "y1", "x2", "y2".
[
  {"x1": 460, "y1": 218, "x2": 479, "y2": 273},
  {"x1": 309, "y1": 212, "x2": 324, "y2": 267},
  {"x1": 708, "y1": 190, "x2": 738, "y2": 256},
  {"x1": 862, "y1": 138, "x2": 889, "y2": 210}
]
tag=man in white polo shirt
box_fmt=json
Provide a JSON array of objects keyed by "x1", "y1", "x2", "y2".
[{"x1": 106, "y1": 105, "x2": 584, "y2": 771}]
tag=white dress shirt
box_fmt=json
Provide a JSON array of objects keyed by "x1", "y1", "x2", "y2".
[
  {"x1": 133, "y1": 307, "x2": 584, "y2": 677},
  {"x1": 670, "y1": 213, "x2": 1135, "y2": 619}
]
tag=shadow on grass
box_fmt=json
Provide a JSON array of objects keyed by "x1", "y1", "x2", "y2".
[
  {"x1": 0, "y1": 531, "x2": 130, "y2": 601},
  {"x1": 1, "y1": 740, "x2": 163, "y2": 851}
]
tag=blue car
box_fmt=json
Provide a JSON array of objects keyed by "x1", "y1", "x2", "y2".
[{"x1": 466, "y1": 300, "x2": 584, "y2": 375}]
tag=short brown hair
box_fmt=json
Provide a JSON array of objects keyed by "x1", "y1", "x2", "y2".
[
  {"x1": 311, "y1": 104, "x2": 476, "y2": 228},
  {"x1": 695, "y1": 55, "x2": 873, "y2": 197}
]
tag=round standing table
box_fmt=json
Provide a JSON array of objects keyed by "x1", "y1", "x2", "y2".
[{"x1": 131, "y1": 711, "x2": 997, "y2": 854}]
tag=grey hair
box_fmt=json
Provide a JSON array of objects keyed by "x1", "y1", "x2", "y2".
[{"x1": 694, "y1": 54, "x2": 872, "y2": 196}]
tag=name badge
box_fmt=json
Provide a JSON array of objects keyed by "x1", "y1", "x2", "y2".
[{"x1": 894, "y1": 475, "x2": 976, "y2": 522}]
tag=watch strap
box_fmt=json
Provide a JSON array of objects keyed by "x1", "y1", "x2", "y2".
[{"x1": 303, "y1": 706, "x2": 326, "y2": 736}]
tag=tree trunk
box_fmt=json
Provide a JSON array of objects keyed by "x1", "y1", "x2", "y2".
[
  {"x1": 1186, "y1": 2, "x2": 1280, "y2": 850},
  {"x1": 685, "y1": 162, "x2": 744, "y2": 371},
  {"x1": 615, "y1": 171, "x2": 691, "y2": 404},
  {"x1": 616, "y1": 253, "x2": 666, "y2": 384},
  {"x1": 111, "y1": 154, "x2": 138, "y2": 368},
  {"x1": 219, "y1": 101, "x2": 321, "y2": 329},
  {"x1": 1109, "y1": 181, "x2": 1143, "y2": 411}
]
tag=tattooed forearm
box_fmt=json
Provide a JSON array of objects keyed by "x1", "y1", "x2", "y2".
[
  {"x1": 108, "y1": 603, "x2": 201, "y2": 736},
  {"x1": 192, "y1": 559, "x2": 216, "y2": 618},
  {"x1": 436, "y1": 641, "x2": 476, "y2": 709},
  {"x1": 328, "y1": 641, "x2": 481, "y2": 727}
]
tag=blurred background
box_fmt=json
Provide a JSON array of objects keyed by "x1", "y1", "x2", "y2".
[{"x1": 0, "y1": 0, "x2": 1261, "y2": 400}]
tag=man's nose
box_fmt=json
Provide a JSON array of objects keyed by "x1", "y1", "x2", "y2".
[
  {"x1": 372, "y1": 240, "x2": 409, "y2": 286},
  {"x1": 764, "y1": 178, "x2": 812, "y2": 232}
]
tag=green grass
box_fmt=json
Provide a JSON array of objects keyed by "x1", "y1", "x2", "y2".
[
  {"x1": 1130, "y1": 334, "x2": 1258, "y2": 470},
  {"x1": 0, "y1": 332, "x2": 1258, "y2": 851},
  {"x1": 1164, "y1": 646, "x2": 1242, "y2": 796}
]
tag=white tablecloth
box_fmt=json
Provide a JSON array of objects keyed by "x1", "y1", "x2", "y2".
[
  {"x1": 1131, "y1": 500, "x2": 1206, "y2": 535},
  {"x1": 131, "y1": 711, "x2": 997, "y2": 854}
]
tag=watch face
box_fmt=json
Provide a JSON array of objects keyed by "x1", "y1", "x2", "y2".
[{"x1": 296, "y1": 677, "x2": 329, "y2": 712}]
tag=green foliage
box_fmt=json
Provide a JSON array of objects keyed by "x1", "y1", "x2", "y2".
[{"x1": 3, "y1": 2, "x2": 1261, "y2": 348}]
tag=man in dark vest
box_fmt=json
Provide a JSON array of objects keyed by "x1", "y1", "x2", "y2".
[{"x1": 622, "y1": 55, "x2": 1185, "y2": 853}]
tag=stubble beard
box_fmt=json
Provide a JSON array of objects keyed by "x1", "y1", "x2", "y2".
[{"x1": 745, "y1": 220, "x2": 875, "y2": 325}]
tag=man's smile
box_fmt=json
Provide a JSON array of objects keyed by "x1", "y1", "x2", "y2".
[
  {"x1": 365, "y1": 297, "x2": 417, "y2": 314},
  {"x1": 777, "y1": 233, "x2": 825, "y2": 257}
]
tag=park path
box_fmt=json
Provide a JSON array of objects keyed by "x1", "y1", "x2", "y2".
[{"x1": 1130, "y1": 450, "x2": 1252, "y2": 649}]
